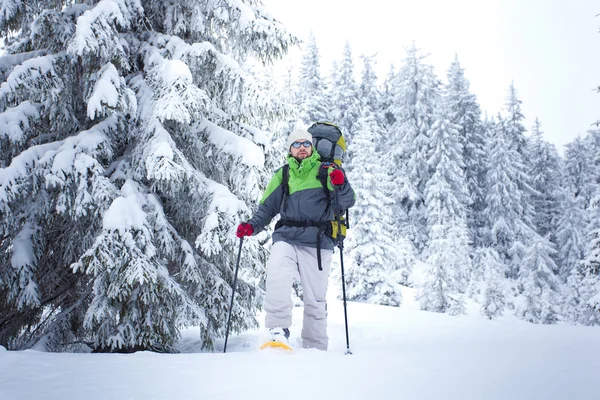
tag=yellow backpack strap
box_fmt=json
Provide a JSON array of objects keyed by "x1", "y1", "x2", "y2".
[
  {"x1": 337, "y1": 135, "x2": 347, "y2": 152},
  {"x1": 333, "y1": 136, "x2": 345, "y2": 166}
]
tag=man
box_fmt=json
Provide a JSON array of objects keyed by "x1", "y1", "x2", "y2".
[{"x1": 236, "y1": 128, "x2": 355, "y2": 351}]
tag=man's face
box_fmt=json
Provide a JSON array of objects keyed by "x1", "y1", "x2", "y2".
[{"x1": 290, "y1": 140, "x2": 313, "y2": 160}]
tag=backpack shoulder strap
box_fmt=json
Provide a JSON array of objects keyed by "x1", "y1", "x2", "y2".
[{"x1": 281, "y1": 164, "x2": 290, "y2": 211}]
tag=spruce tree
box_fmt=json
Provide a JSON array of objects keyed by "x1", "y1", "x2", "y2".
[
  {"x1": 345, "y1": 58, "x2": 406, "y2": 306},
  {"x1": 381, "y1": 64, "x2": 397, "y2": 128},
  {"x1": 330, "y1": 41, "x2": 361, "y2": 144},
  {"x1": 346, "y1": 114, "x2": 403, "y2": 307},
  {"x1": 387, "y1": 43, "x2": 441, "y2": 253},
  {"x1": 517, "y1": 235, "x2": 560, "y2": 324},
  {"x1": 503, "y1": 83, "x2": 536, "y2": 233},
  {"x1": 359, "y1": 55, "x2": 381, "y2": 124},
  {"x1": 296, "y1": 32, "x2": 330, "y2": 125},
  {"x1": 444, "y1": 55, "x2": 487, "y2": 245},
  {"x1": 473, "y1": 248, "x2": 507, "y2": 319},
  {"x1": 418, "y1": 113, "x2": 471, "y2": 312},
  {"x1": 483, "y1": 85, "x2": 537, "y2": 283},
  {"x1": 564, "y1": 136, "x2": 598, "y2": 209},
  {"x1": 588, "y1": 128, "x2": 600, "y2": 182},
  {"x1": 0, "y1": 0, "x2": 296, "y2": 351},
  {"x1": 526, "y1": 119, "x2": 563, "y2": 240},
  {"x1": 483, "y1": 116, "x2": 524, "y2": 267},
  {"x1": 573, "y1": 191, "x2": 600, "y2": 325},
  {"x1": 504, "y1": 82, "x2": 528, "y2": 156},
  {"x1": 556, "y1": 194, "x2": 587, "y2": 281}
]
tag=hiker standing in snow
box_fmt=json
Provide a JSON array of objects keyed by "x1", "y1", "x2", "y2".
[{"x1": 236, "y1": 127, "x2": 355, "y2": 351}]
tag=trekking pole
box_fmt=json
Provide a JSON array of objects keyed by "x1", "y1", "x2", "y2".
[
  {"x1": 223, "y1": 237, "x2": 244, "y2": 353},
  {"x1": 334, "y1": 185, "x2": 352, "y2": 355}
]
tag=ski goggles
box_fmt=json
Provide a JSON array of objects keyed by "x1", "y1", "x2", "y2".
[{"x1": 291, "y1": 140, "x2": 312, "y2": 149}]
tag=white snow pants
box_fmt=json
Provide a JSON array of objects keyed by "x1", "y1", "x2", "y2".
[{"x1": 264, "y1": 241, "x2": 333, "y2": 350}]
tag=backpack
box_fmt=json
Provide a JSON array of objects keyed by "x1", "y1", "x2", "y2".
[
  {"x1": 277, "y1": 122, "x2": 349, "y2": 269},
  {"x1": 307, "y1": 122, "x2": 347, "y2": 167}
]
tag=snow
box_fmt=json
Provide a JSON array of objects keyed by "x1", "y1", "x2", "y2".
[
  {"x1": 150, "y1": 140, "x2": 174, "y2": 160},
  {"x1": 51, "y1": 148, "x2": 77, "y2": 175},
  {"x1": 205, "y1": 179, "x2": 247, "y2": 215},
  {"x1": 147, "y1": 48, "x2": 194, "y2": 85},
  {"x1": 1, "y1": 288, "x2": 599, "y2": 400},
  {"x1": 87, "y1": 63, "x2": 121, "y2": 120},
  {"x1": 69, "y1": 0, "x2": 127, "y2": 56},
  {"x1": 197, "y1": 119, "x2": 265, "y2": 167},
  {"x1": 241, "y1": 123, "x2": 271, "y2": 147},
  {"x1": 202, "y1": 212, "x2": 219, "y2": 232},
  {"x1": 0, "y1": 54, "x2": 56, "y2": 97},
  {"x1": 163, "y1": 36, "x2": 246, "y2": 89},
  {"x1": 230, "y1": 0, "x2": 256, "y2": 28},
  {"x1": 0, "y1": 50, "x2": 48, "y2": 69},
  {"x1": 144, "y1": 50, "x2": 208, "y2": 125},
  {"x1": 0, "y1": 141, "x2": 61, "y2": 202},
  {"x1": 0, "y1": 101, "x2": 40, "y2": 143},
  {"x1": 160, "y1": 59, "x2": 193, "y2": 85},
  {"x1": 102, "y1": 180, "x2": 148, "y2": 234},
  {"x1": 10, "y1": 223, "x2": 36, "y2": 269}
]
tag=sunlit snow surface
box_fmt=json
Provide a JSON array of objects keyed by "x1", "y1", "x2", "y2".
[{"x1": 1, "y1": 287, "x2": 599, "y2": 400}]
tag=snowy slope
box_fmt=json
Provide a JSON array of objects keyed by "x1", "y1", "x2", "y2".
[{"x1": 1, "y1": 287, "x2": 599, "y2": 400}]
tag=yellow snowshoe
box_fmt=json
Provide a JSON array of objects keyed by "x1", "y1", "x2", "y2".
[{"x1": 260, "y1": 328, "x2": 292, "y2": 351}]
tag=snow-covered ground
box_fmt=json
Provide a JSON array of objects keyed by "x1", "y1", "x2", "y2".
[{"x1": 1, "y1": 287, "x2": 599, "y2": 400}]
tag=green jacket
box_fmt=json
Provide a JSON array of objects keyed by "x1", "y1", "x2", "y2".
[{"x1": 248, "y1": 151, "x2": 356, "y2": 250}]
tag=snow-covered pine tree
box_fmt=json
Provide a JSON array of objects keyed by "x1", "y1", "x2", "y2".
[
  {"x1": 562, "y1": 264, "x2": 585, "y2": 323},
  {"x1": 381, "y1": 64, "x2": 397, "y2": 128},
  {"x1": 556, "y1": 193, "x2": 587, "y2": 281},
  {"x1": 296, "y1": 31, "x2": 330, "y2": 125},
  {"x1": 345, "y1": 113, "x2": 403, "y2": 306},
  {"x1": 444, "y1": 55, "x2": 487, "y2": 246},
  {"x1": 570, "y1": 190, "x2": 600, "y2": 325},
  {"x1": 471, "y1": 247, "x2": 507, "y2": 319},
  {"x1": 495, "y1": 91, "x2": 561, "y2": 323},
  {"x1": 526, "y1": 118, "x2": 564, "y2": 241},
  {"x1": 330, "y1": 41, "x2": 361, "y2": 145},
  {"x1": 588, "y1": 128, "x2": 600, "y2": 182},
  {"x1": 563, "y1": 136, "x2": 598, "y2": 210},
  {"x1": 387, "y1": 43, "x2": 441, "y2": 253},
  {"x1": 517, "y1": 235, "x2": 560, "y2": 324},
  {"x1": 359, "y1": 54, "x2": 381, "y2": 124},
  {"x1": 556, "y1": 134, "x2": 598, "y2": 286},
  {"x1": 503, "y1": 83, "x2": 537, "y2": 235},
  {"x1": 248, "y1": 60, "x2": 298, "y2": 165},
  {"x1": 0, "y1": 0, "x2": 296, "y2": 351},
  {"x1": 417, "y1": 112, "x2": 471, "y2": 313},
  {"x1": 504, "y1": 82, "x2": 528, "y2": 154},
  {"x1": 482, "y1": 116, "x2": 521, "y2": 267},
  {"x1": 483, "y1": 108, "x2": 537, "y2": 283},
  {"x1": 482, "y1": 281, "x2": 505, "y2": 320}
]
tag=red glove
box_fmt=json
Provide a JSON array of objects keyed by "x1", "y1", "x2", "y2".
[
  {"x1": 236, "y1": 223, "x2": 254, "y2": 238},
  {"x1": 329, "y1": 169, "x2": 345, "y2": 185}
]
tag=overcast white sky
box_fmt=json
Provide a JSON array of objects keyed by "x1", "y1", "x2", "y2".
[{"x1": 262, "y1": 0, "x2": 600, "y2": 151}]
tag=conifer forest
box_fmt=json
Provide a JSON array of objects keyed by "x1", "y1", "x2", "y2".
[{"x1": 0, "y1": 1, "x2": 599, "y2": 352}]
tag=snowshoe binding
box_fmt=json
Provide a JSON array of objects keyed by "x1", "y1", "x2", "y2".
[{"x1": 260, "y1": 328, "x2": 292, "y2": 351}]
